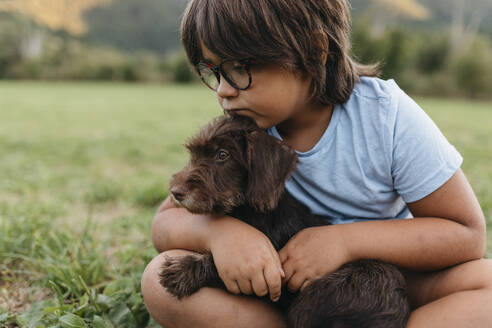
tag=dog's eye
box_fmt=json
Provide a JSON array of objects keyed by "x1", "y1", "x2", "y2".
[{"x1": 216, "y1": 149, "x2": 230, "y2": 161}]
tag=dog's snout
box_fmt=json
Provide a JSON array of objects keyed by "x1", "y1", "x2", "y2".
[{"x1": 171, "y1": 186, "x2": 187, "y2": 202}]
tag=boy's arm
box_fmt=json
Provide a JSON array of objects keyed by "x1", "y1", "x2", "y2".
[
  {"x1": 152, "y1": 196, "x2": 285, "y2": 301},
  {"x1": 152, "y1": 196, "x2": 213, "y2": 253},
  {"x1": 280, "y1": 169, "x2": 486, "y2": 291},
  {"x1": 346, "y1": 168, "x2": 486, "y2": 269}
]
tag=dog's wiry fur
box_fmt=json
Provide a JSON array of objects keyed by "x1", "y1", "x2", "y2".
[{"x1": 160, "y1": 115, "x2": 410, "y2": 328}]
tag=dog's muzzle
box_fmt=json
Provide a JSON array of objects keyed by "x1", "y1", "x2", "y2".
[{"x1": 169, "y1": 193, "x2": 182, "y2": 207}]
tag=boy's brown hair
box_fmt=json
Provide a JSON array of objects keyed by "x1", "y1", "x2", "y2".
[{"x1": 181, "y1": 0, "x2": 379, "y2": 106}]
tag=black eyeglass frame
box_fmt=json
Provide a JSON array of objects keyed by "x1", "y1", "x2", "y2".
[{"x1": 196, "y1": 58, "x2": 254, "y2": 91}]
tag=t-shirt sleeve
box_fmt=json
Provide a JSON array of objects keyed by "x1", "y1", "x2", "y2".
[{"x1": 389, "y1": 88, "x2": 463, "y2": 203}]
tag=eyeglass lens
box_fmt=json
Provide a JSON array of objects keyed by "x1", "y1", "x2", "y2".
[{"x1": 197, "y1": 60, "x2": 250, "y2": 91}]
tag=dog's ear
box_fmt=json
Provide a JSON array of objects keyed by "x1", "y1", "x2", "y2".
[{"x1": 245, "y1": 130, "x2": 298, "y2": 212}]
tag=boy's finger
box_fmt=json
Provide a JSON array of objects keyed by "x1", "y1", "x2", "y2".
[
  {"x1": 237, "y1": 278, "x2": 253, "y2": 295},
  {"x1": 251, "y1": 273, "x2": 269, "y2": 297},
  {"x1": 287, "y1": 273, "x2": 306, "y2": 293},
  {"x1": 270, "y1": 247, "x2": 285, "y2": 277},
  {"x1": 278, "y1": 248, "x2": 288, "y2": 264},
  {"x1": 300, "y1": 279, "x2": 311, "y2": 292},
  {"x1": 264, "y1": 264, "x2": 282, "y2": 302},
  {"x1": 223, "y1": 279, "x2": 241, "y2": 295},
  {"x1": 281, "y1": 258, "x2": 295, "y2": 285}
]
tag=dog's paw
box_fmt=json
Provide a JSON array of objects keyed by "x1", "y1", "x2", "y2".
[{"x1": 159, "y1": 254, "x2": 204, "y2": 299}]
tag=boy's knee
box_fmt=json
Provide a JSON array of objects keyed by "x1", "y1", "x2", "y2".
[
  {"x1": 141, "y1": 249, "x2": 193, "y2": 300},
  {"x1": 407, "y1": 258, "x2": 492, "y2": 308},
  {"x1": 473, "y1": 259, "x2": 492, "y2": 290},
  {"x1": 449, "y1": 258, "x2": 492, "y2": 291},
  {"x1": 141, "y1": 250, "x2": 193, "y2": 326}
]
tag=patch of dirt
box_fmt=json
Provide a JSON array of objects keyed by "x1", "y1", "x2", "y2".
[{"x1": 0, "y1": 271, "x2": 52, "y2": 314}]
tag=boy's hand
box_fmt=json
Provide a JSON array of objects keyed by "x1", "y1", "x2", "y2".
[
  {"x1": 279, "y1": 225, "x2": 352, "y2": 292},
  {"x1": 209, "y1": 216, "x2": 285, "y2": 302}
]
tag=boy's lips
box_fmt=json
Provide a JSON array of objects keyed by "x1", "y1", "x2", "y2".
[
  {"x1": 225, "y1": 108, "x2": 250, "y2": 114},
  {"x1": 225, "y1": 108, "x2": 262, "y2": 116}
]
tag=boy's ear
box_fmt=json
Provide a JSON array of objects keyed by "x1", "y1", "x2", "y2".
[{"x1": 245, "y1": 131, "x2": 298, "y2": 212}]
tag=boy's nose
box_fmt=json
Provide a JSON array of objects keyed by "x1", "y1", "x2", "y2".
[{"x1": 216, "y1": 75, "x2": 239, "y2": 98}]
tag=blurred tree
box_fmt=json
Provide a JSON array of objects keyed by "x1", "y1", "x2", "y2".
[
  {"x1": 375, "y1": 0, "x2": 430, "y2": 19},
  {"x1": 445, "y1": 0, "x2": 491, "y2": 53},
  {"x1": 380, "y1": 28, "x2": 412, "y2": 80},
  {"x1": 406, "y1": 0, "x2": 492, "y2": 51},
  {"x1": 453, "y1": 37, "x2": 492, "y2": 98},
  {"x1": 352, "y1": 20, "x2": 387, "y2": 64},
  {"x1": 0, "y1": 0, "x2": 112, "y2": 59},
  {"x1": 352, "y1": 0, "x2": 492, "y2": 40},
  {"x1": 170, "y1": 52, "x2": 195, "y2": 83},
  {"x1": 84, "y1": 0, "x2": 187, "y2": 54},
  {"x1": 415, "y1": 33, "x2": 451, "y2": 73},
  {"x1": 0, "y1": 14, "x2": 22, "y2": 77},
  {"x1": 366, "y1": 0, "x2": 430, "y2": 36},
  {"x1": 0, "y1": 0, "x2": 112, "y2": 35}
]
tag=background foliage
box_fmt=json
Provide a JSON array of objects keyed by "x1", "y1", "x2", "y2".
[
  {"x1": 0, "y1": 0, "x2": 491, "y2": 327},
  {"x1": 0, "y1": 0, "x2": 491, "y2": 98},
  {"x1": 0, "y1": 82, "x2": 491, "y2": 327}
]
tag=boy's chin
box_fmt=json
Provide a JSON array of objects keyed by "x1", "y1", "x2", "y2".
[{"x1": 251, "y1": 117, "x2": 275, "y2": 130}]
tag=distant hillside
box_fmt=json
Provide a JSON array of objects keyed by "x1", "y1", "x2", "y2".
[
  {"x1": 350, "y1": 0, "x2": 492, "y2": 38},
  {"x1": 81, "y1": 0, "x2": 491, "y2": 54},
  {"x1": 84, "y1": 0, "x2": 187, "y2": 54}
]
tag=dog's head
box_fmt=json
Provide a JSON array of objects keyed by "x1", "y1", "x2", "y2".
[{"x1": 169, "y1": 115, "x2": 298, "y2": 215}]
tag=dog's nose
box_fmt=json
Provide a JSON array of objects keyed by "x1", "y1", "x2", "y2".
[{"x1": 170, "y1": 186, "x2": 187, "y2": 202}]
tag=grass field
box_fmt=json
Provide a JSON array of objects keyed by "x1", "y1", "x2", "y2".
[{"x1": 0, "y1": 81, "x2": 491, "y2": 327}]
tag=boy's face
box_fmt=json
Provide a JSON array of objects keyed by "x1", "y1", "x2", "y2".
[{"x1": 201, "y1": 45, "x2": 315, "y2": 129}]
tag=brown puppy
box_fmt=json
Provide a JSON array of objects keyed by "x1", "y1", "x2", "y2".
[{"x1": 160, "y1": 115, "x2": 410, "y2": 328}]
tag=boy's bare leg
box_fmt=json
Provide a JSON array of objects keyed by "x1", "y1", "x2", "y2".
[
  {"x1": 141, "y1": 250, "x2": 287, "y2": 328},
  {"x1": 405, "y1": 258, "x2": 492, "y2": 328}
]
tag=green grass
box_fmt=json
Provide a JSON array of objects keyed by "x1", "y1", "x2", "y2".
[
  {"x1": 0, "y1": 81, "x2": 220, "y2": 327},
  {"x1": 0, "y1": 81, "x2": 491, "y2": 327}
]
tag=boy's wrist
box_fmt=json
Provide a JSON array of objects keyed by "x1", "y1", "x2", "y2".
[
  {"x1": 333, "y1": 223, "x2": 358, "y2": 263},
  {"x1": 152, "y1": 207, "x2": 227, "y2": 253},
  {"x1": 207, "y1": 215, "x2": 241, "y2": 251}
]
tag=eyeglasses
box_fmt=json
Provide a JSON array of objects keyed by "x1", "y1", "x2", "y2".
[{"x1": 196, "y1": 59, "x2": 254, "y2": 91}]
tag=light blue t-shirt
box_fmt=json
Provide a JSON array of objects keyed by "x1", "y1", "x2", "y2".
[{"x1": 267, "y1": 77, "x2": 463, "y2": 225}]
